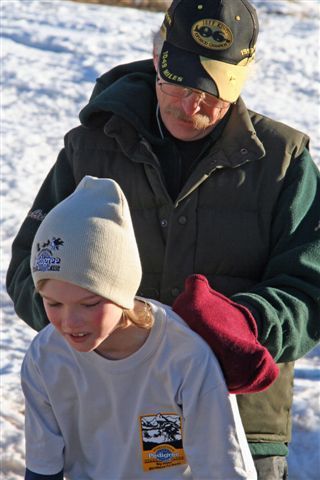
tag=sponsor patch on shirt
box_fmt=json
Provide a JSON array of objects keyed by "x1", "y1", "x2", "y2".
[{"x1": 139, "y1": 413, "x2": 186, "y2": 472}]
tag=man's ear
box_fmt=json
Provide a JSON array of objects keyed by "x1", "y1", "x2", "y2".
[{"x1": 153, "y1": 51, "x2": 159, "y2": 72}]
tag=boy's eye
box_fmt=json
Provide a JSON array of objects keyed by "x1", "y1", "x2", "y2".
[
  {"x1": 46, "y1": 302, "x2": 61, "y2": 308},
  {"x1": 84, "y1": 301, "x2": 101, "y2": 308}
]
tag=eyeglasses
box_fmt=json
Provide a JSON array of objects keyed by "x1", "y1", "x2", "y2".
[{"x1": 157, "y1": 78, "x2": 231, "y2": 110}]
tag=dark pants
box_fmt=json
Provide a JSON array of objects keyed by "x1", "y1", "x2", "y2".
[{"x1": 253, "y1": 456, "x2": 288, "y2": 480}]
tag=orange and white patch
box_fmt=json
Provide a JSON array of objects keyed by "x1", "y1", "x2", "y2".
[{"x1": 139, "y1": 413, "x2": 186, "y2": 471}]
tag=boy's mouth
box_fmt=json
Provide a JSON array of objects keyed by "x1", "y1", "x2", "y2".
[{"x1": 66, "y1": 332, "x2": 91, "y2": 343}]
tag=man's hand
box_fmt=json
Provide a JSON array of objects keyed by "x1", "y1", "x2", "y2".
[{"x1": 173, "y1": 274, "x2": 279, "y2": 394}]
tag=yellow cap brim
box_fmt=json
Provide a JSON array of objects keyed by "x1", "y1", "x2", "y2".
[{"x1": 200, "y1": 57, "x2": 253, "y2": 103}]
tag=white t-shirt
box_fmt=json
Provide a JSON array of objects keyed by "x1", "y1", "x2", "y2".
[{"x1": 21, "y1": 299, "x2": 257, "y2": 479}]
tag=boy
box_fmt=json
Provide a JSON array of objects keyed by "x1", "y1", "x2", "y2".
[{"x1": 22, "y1": 175, "x2": 257, "y2": 479}]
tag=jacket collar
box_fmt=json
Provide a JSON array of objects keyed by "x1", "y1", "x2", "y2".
[
  {"x1": 216, "y1": 97, "x2": 266, "y2": 168},
  {"x1": 174, "y1": 99, "x2": 266, "y2": 205},
  {"x1": 102, "y1": 96, "x2": 266, "y2": 169}
]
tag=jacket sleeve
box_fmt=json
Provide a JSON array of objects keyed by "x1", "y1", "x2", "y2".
[
  {"x1": 6, "y1": 146, "x2": 76, "y2": 331},
  {"x1": 232, "y1": 149, "x2": 320, "y2": 363},
  {"x1": 25, "y1": 469, "x2": 63, "y2": 480},
  {"x1": 21, "y1": 348, "x2": 65, "y2": 475}
]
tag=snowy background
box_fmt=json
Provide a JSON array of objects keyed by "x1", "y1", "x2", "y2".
[{"x1": 1, "y1": 0, "x2": 320, "y2": 478}]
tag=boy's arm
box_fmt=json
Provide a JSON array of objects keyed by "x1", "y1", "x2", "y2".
[
  {"x1": 21, "y1": 349, "x2": 65, "y2": 475},
  {"x1": 6, "y1": 147, "x2": 76, "y2": 331},
  {"x1": 182, "y1": 352, "x2": 256, "y2": 479}
]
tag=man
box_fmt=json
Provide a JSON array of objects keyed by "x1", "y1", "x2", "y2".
[{"x1": 7, "y1": 0, "x2": 320, "y2": 478}]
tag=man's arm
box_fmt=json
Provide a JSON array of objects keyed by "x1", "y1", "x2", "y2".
[
  {"x1": 6, "y1": 147, "x2": 76, "y2": 331},
  {"x1": 232, "y1": 149, "x2": 320, "y2": 362},
  {"x1": 174, "y1": 150, "x2": 319, "y2": 366}
]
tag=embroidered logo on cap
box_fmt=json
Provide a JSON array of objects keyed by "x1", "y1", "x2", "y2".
[
  {"x1": 192, "y1": 19, "x2": 233, "y2": 50},
  {"x1": 139, "y1": 413, "x2": 186, "y2": 471},
  {"x1": 33, "y1": 237, "x2": 64, "y2": 273}
]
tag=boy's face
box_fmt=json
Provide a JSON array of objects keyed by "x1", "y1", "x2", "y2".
[{"x1": 39, "y1": 279, "x2": 123, "y2": 355}]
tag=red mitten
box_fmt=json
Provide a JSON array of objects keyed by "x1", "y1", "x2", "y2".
[{"x1": 173, "y1": 274, "x2": 279, "y2": 394}]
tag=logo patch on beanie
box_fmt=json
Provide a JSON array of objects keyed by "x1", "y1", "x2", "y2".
[
  {"x1": 191, "y1": 19, "x2": 233, "y2": 50},
  {"x1": 33, "y1": 237, "x2": 64, "y2": 273}
]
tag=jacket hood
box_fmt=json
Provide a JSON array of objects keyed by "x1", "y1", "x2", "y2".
[{"x1": 79, "y1": 59, "x2": 159, "y2": 141}]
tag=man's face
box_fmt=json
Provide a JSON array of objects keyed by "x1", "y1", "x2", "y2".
[{"x1": 155, "y1": 78, "x2": 231, "y2": 142}]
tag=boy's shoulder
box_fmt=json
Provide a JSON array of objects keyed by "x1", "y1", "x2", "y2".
[
  {"x1": 148, "y1": 299, "x2": 227, "y2": 393},
  {"x1": 26, "y1": 324, "x2": 68, "y2": 362},
  {"x1": 148, "y1": 299, "x2": 217, "y2": 360}
]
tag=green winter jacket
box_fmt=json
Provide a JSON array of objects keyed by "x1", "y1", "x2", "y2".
[{"x1": 6, "y1": 60, "x2": 320, "y2": 455}]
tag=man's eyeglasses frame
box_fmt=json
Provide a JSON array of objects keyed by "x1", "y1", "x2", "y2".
[{"x1": 156, "y1": 77, "x2": 231, "y2": 110}]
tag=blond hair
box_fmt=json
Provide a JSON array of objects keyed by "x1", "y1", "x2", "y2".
[{"x1": 124, "y1": 300, "x2": 153, "y2": 329}]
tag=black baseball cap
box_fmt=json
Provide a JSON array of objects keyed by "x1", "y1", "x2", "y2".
[{"x1": 158, "y1": 0, "x2": 259, "y2": 102}]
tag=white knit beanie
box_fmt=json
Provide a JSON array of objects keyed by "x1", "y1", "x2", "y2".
[{"x1": 31, "y1": 176, "x2": 142, "y2": 309}]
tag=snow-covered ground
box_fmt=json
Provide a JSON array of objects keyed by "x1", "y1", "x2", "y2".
[{"x1": 1, "y1": 0, "x2": 319, "y2": 478}]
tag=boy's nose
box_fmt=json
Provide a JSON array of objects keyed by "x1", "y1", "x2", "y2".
[{"x1": 62, "y1": 312, "x2": 83, "y2": 331}]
